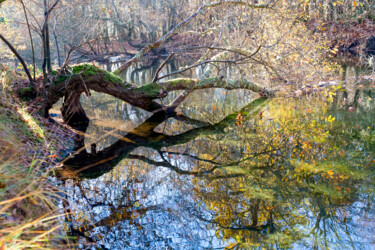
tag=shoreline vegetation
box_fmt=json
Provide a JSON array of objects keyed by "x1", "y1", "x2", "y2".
[
  {"x1": 0, "y1": 64, "x2": 75, "y2": 248},
  {"x1": 1, "y1": 0, "x2": 375, "y2": 248}
]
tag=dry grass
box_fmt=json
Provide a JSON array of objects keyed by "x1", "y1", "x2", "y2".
[{"x1": 0, "y1": 64, "x2": 74, "y2": 249}]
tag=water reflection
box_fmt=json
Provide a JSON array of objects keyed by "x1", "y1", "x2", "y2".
[{"x1": 58, "y1": 65, "x2": 375, "y2": 249}]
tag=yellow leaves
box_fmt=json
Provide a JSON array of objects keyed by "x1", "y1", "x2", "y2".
[
  {"x1": 325, "y1": 115, "x2": 335, "y2": 127},
  {"x1": 330, "y1": 46, "x2": 338, "y2": 54},
  {"x1": 352, "y1": 1, "x2": 358, "y2": 7},
  {"x1": 333, "y1": 1, "x2": 343, "y2": 6}
]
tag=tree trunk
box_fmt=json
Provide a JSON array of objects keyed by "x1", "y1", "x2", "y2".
[
  {"x1": 61, "y1": 91, "x2": 90, "y2": 127},
  {"x1": 42, "y1": 63, "x2": 272, "y2": 126}
]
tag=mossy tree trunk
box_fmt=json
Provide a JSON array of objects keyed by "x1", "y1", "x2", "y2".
[{"x1": 43, "y1": 64, "x2": 272, "y2": 127}]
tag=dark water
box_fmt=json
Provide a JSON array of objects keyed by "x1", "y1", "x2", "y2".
[{"x1": 56, "y1": 62, "x2": 375, "y2": 249}]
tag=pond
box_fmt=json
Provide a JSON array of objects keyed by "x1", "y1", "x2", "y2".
[{"x1": 54, "y1": 61, "x2": 375, "y2": 249}]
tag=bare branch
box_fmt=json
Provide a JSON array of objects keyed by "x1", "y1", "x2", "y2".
[
  {"x1": 154, "y1": 46, "x2": 256, "y2": 82},
  {"x1": 113, "y1": 0, "x2": 275, "y2": 75},
  {"x1": 152, "y1": 53, "x2": 175, "y2": 83},
  {"x1": 167, "y1": 90, "x2": 191, "y2": 110}
]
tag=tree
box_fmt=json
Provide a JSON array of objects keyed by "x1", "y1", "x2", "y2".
[
  {"x1": 38, "y1": 0, "x2": 338, "y2": 125},
  {"x1": 1, "y1": 0, "x2": 338, "y2": 124}
]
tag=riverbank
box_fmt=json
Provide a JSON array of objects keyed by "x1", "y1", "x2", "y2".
[{"x1": 0, "y1": 64, "x2": 75, "y2": 248}]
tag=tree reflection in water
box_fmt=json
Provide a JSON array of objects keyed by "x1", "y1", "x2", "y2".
[{"x1": 58, "y1": 84, "x2": 375, "y2": 249}]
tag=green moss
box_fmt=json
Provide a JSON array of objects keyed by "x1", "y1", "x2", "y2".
[
  {"x1": 71, "y1": 64, "x2": 99, "y2": 76},
  {"x1": 52, "y1": 75, "x2": 68, "y2": 85},
  {"x1": 196, "y1": 77, "x2": 221, "y2": 88},
  {"x1": 17, "y1": 87, "x2": 36, "y2": 100},
  {"x1": 17, "y1": 87, "x2": 34, "y2": 95},
  {"x1": 102, "y1": 71, "x2": 130, "y2": 87},
  {"x1": 52, "y1": 64, "x2": 131, "y2": 88},
  {"x1": 163, "y1": 78, "x2": 196, "y2": 89},
  {"x1": 134, "y1": 83, "x2": 162, "y2": 97}
]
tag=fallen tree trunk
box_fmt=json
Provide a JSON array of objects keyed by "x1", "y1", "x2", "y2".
[{"x1": 43, "y1": 63, "x2": 273, "y2": 126}]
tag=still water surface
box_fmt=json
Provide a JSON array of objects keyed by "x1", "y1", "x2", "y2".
[{"x1": 55, "y1": 61, "x2": 375, "y2": 249}]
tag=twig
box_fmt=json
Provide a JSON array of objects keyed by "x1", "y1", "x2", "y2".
[{"x1": 152, "y1": 53, "x2": 175, "y2": 83}]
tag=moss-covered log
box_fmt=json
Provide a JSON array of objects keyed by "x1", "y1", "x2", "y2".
[
  {"x1": 44, "y1": 64, "x2": 167, "y2": 126},
  {"x1": 159, "y1": 77, "x2": 274, "y2": 97},
  {"x1": 43, "y1": 63, "x2": 272, "y2": 126}
]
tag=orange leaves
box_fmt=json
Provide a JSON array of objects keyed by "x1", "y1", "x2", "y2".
[
  {"x1": 236, "y1": 113, "x2": 242, "y2": 127},
  {"x1": 265, "y1": 205, "x2": 274, "y2": 211},
  {"x1": 327, "y1": 170, "x2": 334, "y2": 177}
]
